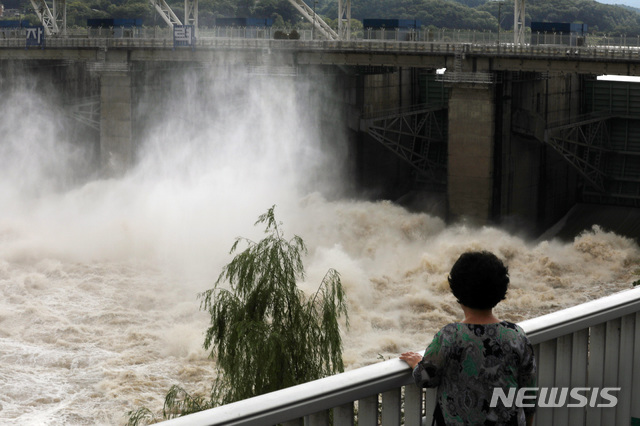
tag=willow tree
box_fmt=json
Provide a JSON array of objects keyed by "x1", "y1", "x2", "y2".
[
  {"x1": 199, "y1": 205, "x2": 348, "y2": 404},
  {"x1": 128, "y1": 206, "x2": 348, "y2": 424}
]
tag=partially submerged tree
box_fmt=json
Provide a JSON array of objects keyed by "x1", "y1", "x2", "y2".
[
  {"x1": 199, "y1": 205, "x2": 348, "y2": 404},
  {"x1": 129, "y1": 206, "x2": 348, "y2": 423}
]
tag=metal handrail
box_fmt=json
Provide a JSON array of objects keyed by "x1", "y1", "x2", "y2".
[
  {"x1": 2, "y1": 26, "x2": 640, "y2": 47},
  {"x1": 158, "y1": 286, "x2": 640, "y2": 425},
  {"x1": 159, "y1": 358, "x2": 412, "y2": 425},
  {"x1": 520, "y1": 286, "x2": 640, "y2": 344},
  {"x1": 0, "y1": 36, "x2": 639, "y2": 66}
]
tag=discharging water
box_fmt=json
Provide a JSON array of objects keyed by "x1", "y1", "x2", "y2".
[{"x1": 0, "y1": 67, "x2": 638, "y2": 425}]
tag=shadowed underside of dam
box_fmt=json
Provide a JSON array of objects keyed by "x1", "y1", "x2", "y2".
[{"x1": 355, "y1": 68, "x2": 640, "y2": 242}]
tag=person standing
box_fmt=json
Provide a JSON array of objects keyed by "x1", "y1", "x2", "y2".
[{"x1": 400, "y1": 251, "x2": 536, "y2": 426}]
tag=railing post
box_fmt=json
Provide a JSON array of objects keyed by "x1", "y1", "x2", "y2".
[
  {"x1": 536, "y1": 340, "x2": 556, "y2": 425},
  {"x1": 604, "y1": 318, "x2": 622, "y2": 424},
  {"x1": 618, "y1": 314, "x2": 635, "y2": 426},
  {"x1": 404, "y1": 385, "x2": 423, "y2": 426},
  {"x1": 554, "y1": 334, "x2": 572, "y2": 424},
  {"x1": 632, "y1": 313, "x2": 640, "y2": 423},
  {"x1": 381, "y1": 388, "x2": 401, "y2": 426},
  {"x1": 357, "y1": 395, "x2": 378, "y2": 426},
  {"x1": 333, "y1": 402, "x2": 354, "y2": 426},
  {"x1": 586, "y1": 323, "x2": 606, "y2": 426},
  {"x1": 424, "y1": 388, "x2": 437, "y2": 423},
  {"x1": 569, "y1": 329, "x2": 589, "y2": 425},
  {"x1": 307, "y1": 410, "x2": 330, "y2": 426}
]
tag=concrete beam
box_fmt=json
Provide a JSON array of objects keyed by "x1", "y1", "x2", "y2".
[
  {"x1": 3, "y1": 42, "x2": 639, "y2": 76},
  {"x1": 471, "y1": 55, "x2": 640, "y2": 76},
  {"x1": 0, "y1": 48, "x2": 98, "y2": 61},
  {"x1": 128, "y1": 48, "x2": 295, "y2": 67},
  {"x1": 295, "y1": 51, "x2": 454, "y2": 68}
]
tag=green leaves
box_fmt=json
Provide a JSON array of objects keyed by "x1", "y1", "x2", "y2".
[
  {"x1": 198, "y1": 205, "x2": 348, "y2": 404},
  {"x1": 16, "y1": 0, "x2": 640, "y2": 35},
  {"x1": 162, "y1": 385, "x2": 214, "y2": 419},
  {"x1": 127, "y1": 206, "x2": 348, "y2": 424}
]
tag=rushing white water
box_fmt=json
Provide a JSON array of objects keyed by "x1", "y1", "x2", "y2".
[{"x1": 0, "y1": 67, "x2": 638, "y2": 425}]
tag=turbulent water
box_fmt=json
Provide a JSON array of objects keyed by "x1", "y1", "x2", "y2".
[{"x1": 0, "y1": 67, "x2": 638, "y2": 425}]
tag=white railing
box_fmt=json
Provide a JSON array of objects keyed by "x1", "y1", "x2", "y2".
[{"x1": 156, "y1": 286, "x2": 640, "y2": 426}]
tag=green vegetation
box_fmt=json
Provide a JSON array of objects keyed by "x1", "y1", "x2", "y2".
[
  {"x1": 2, "y1": 0, "x2": 639, "y2": 34},
  {"x1": 320, "y1": 0, "x2": 640, "y2": 35},
  {"x1": 523, "y1": 0, "x2": 640, "y2": 35},
  {"x1": 127, "y1": 206, "x2": 348, "y2": 424},
  {"x1": 199, "y1": 205, "x2": 347, "y2": 404}
]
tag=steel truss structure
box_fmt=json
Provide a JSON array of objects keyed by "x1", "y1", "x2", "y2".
[
  {"x1": 29, "y1": 0, "x2": 197, "y2": 35},
  {"x1": 338, "y1": 0, "x2": 351, "y2": 40},
  {"x1": 150, "y1": 0, "x2": 186, "y2": 27},
  {"x1": 30, "y1": 0, "x2": 348, "y2": 41},
  {"x1": 286, "y1": 0, "x2": 339, "y2": 40},
  {"x1": 361, "y1": 104, "x2": 448, "y2": 186},
  {"x1": 514, "y1": 0, "x2": 525, "y2": 45},
  {"x1": 544, "y1": 113, "x2": 611, "y2": 193},
  {"x1": 29, "y1": 0, "x2": 65, "y2": 36},
  {"x1": 184, "y1": 0, "x2": 198, "y2": 29},
  {"x1": 67, "y1": 96, "x2": 101, "y2": 131}
]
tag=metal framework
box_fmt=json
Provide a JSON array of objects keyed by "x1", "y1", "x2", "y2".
[
  {"x1": 438, "y1": 44, "x2": 499, "y2": 84},
  {"x1": 544, "y1": 114, "x2": 611, "y2": 193},
  {"x1": 184, "y1": 0, "x2": 198, "y2": 29},
  {"x1": 286, "y1": 0, "x2": 339, "y2": 40},
  {"x1": 67, "y1": 96, "x2": 100, "y2": 131},
  {"x1": 148, "y1": 0, "x2": 339, "y2": 40},
  {"x1": 29, "y1": 0, "x2": 65, "y2": 36},
  {"x1": 338, "y1": 0, "x2": 351, "y2": 40},
  {"x1": 514, "y1": 0, "x2": 525, "y2": 45},
  {"x1": 150, "y1": 0, "x2": 183, "y2": 27},
  {"x1": 361, "y1": 104, "x2": 448, "y2": 186}
]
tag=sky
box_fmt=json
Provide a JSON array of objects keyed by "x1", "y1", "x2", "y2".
[
  {"x1": 595, "y1": 0, "x2": 640, "y2": 8},
  {"x1": 596, "y1": 0, "x2": 640, "y2": 86},
  {"x1": 598, "y1": 75, "x2": 640, "y2": 82}
]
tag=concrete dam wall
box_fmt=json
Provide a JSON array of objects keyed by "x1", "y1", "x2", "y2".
[{"x1": 2, "y1": 59, "x2": 632, "y2": 238}]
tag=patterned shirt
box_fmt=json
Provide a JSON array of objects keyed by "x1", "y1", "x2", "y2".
[{"x1": 413, "y1": 322, "x2": 536, "y2": 426}]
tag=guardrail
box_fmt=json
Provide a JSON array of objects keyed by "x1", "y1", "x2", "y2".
[
  {"x1": 156, "y1": 286, "x2": 640, "y2": 426},
  {"x1": 1, "y1": 36, "x2": 639, "y2": 65},
  {"x1": 1, "y1": 26, "x2": 640, "y2": 58},
  {"x1": 3, "y1": 26, "x2": 640, "y2": 47}
]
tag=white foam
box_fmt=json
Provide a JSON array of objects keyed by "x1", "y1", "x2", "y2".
[{"x1": 0, "y1": 68, "x2": 638, "y2": 424}]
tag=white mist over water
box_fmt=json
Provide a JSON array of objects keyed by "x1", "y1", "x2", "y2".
[{"x1": 0, "y1": 66, "x2": 638, "y2": 425}]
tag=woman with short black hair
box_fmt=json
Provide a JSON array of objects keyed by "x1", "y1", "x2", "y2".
[{"x1": 400, "y1": 251, "x2": 536, "y2": 426}]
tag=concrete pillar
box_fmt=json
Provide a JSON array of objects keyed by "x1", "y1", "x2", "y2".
[
  {"x1": 361, "y1": 72, "x2": 401, "y2": 116},
  {"x1": 447, "y1": 83, "x2": 496, "y2": 223},
  {"x1": 99, "y1": 70, "x2": 133, "y2": 175}
]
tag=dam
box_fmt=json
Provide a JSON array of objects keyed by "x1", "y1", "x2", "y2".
[
  {"x1": 2, "y1": 28, "x2": 640, "y2": 239},
  {"x1": 1, "y1": 20, "x2": 640, "y2": 425}
]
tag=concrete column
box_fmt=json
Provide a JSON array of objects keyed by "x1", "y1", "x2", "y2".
[
  {"x1": 361, "y1": 72, "x2": 400, "y2": 115},
  {"x1": 99, "y1": 70, "x2": 133, "y2": 175},
  {"x1": 447, "y1": 83, "x2": 496, "y2": 223}
]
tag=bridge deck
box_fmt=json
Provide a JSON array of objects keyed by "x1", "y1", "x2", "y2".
[{"x1": 1, "y1": 33, "x2": 640, "y2": 75}]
